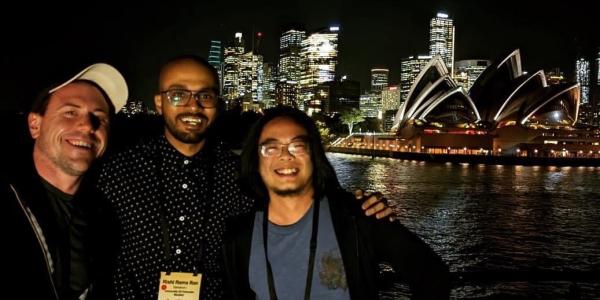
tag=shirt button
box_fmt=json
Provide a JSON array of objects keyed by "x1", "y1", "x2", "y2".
[
  {"x1": 175, "y1": 249, "x2": 182, "y2": 255},
  {"x1": 179, "y1": 216, "x2": 185, "y2": 221},
  {"x1": 182, "y1": 183, "x2": 188, "y2": 189},
  {"x1": 184, "y1": 160, "x2": 190, "y2": 165}
]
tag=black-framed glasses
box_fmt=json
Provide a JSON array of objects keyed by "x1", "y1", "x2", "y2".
[
  {"x1": 259, "y1": 141, "x2": 310, "y2": 157},
  {"x1": 160, "y1": 89, "x2": 219, "y2": 108}
]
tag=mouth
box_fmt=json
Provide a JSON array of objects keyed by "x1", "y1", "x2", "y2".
[
  {"x1": 181, "y1": 116, "x2": 204, "y2": 126},
  {"x1": 274, "y1": 168, "x2": 299, "y2": 176},
  {"x1": 66, "y1": 139, "x2": 94, "y2": 151},
  {"x1": 179, "y1": 114, "x2": 208, "y2": 128}
]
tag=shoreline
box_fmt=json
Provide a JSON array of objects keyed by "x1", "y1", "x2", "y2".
[{"x1": 328, "y1": 146, "x2": 600, "y2": 167}]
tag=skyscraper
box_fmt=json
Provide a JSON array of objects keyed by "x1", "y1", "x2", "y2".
[
  {"x1": 597, "y1": 47, "x2": 600, "y2": 86},
  {"x1": 370, "y1": 68, "x2": 389, "y2": 92},
  {"x1": 279, "y1": 29, "x2": 306, "y2": 83},
  {"x1": 360, "y1": 92, "x2": 380, "y2": 118},
  {"x1": 381, "y1": 85, "x2": 401, "y2": 111},
  {"x1": 429, "y1": 12, "x2": 455, "y2": 75},
  {"x1": 222, "y1": 33, "x2": 245, "y2": 102},
  {"x1": 576, "y1": 57, "x2": 590, "y2": 104},
  {"x1": 262, "y1": 62, "x2": 277, "y2": 108},
  {"x1": 276, "y1": 81, "x2": 299, "y2": 107},
  {"x1": 238, "y1": 51, "x2": 264, "y2": 103},
  {"x1": 208, "y1": 40, "x2": 222, "y2": 70},
  {"x1": 400, "y1": 55, "x2": 432, "y2": 102},
  {"x1": 208, "y1": 40, "x2": 223, "y2": 92},
  {"x1": 299, "y1": 26, "x2": 340, "y2": 105}
]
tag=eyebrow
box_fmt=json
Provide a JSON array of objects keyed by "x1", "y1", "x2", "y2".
[
  {"x1": 166, "y1": 85, "x2": 218, "y2": 93},
  {"x1": 259, "y1": 135, "x2": 309, "y2": 145}
]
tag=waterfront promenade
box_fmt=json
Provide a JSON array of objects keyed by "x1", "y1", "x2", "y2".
[{"x1": 329, "y1": 146, "x2": 600, "y2": 167}]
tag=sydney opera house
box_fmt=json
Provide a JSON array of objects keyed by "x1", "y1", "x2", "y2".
[{"x1": 336, "y1": 50, "x2": 600, "y2": 158}]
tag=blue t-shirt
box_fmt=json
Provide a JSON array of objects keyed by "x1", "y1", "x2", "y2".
[{"x1": 249, "y1": 197, "x2": 350, "y2": 300}]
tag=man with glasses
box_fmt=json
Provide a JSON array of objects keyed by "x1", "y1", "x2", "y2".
[
  {"x1": 223, "y1": 107, "x2": 451, "y2": 299},
  {"x1": 97, "y1": 55, "x2": 392, "y2": 300}
]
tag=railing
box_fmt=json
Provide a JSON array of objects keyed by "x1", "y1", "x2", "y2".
[{"x1": 328, "y1": 146, "x2": 600, "y2": 167}]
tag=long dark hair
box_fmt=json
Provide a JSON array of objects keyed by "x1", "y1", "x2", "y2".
[{"x1": 240, "y1": 106, "x2": 341, "y2": 205}]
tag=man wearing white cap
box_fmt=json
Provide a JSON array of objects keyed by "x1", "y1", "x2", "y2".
[{"x1": 0, "y1": 63, "x2": 128, "y2": 300}]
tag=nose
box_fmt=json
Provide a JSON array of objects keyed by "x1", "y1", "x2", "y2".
[{"x1": 278, "y1": 144, "x2": 294, "y2": 160}]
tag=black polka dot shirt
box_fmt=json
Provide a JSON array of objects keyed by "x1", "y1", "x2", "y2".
[{"x1": 98, "y1": 135, "x2": 253, "y2": 299}]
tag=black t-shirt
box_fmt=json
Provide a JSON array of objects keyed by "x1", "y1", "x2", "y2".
[{"x1": 42, "y1": 179, "x2": 90, "y2": 299}]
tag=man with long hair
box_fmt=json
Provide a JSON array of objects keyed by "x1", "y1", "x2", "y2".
[{"x1": 224, "y1": 106, "x2": 451, "y2": 299}]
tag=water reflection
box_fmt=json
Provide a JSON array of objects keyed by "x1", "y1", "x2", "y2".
[{"x1": 327, "y1": 153, "x2": 600, "y2": 298}]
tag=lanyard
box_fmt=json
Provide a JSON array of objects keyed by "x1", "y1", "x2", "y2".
[
  {"x1": 262, "y1": 198, "x2": 320, "y2": 300},
  {"x1": 154, "y1": 142, "x2": 214, "y2": 274}
]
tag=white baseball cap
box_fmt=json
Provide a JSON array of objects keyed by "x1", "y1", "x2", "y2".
[{"x1": 49, "y1": 63, "x2": 129, "y2": 112}]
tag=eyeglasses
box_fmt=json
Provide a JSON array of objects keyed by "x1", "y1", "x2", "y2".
[
  {"x1": 259, "y1": 141, "x2": 309, "y2": 157},
  {"x1": 160, "y1": 89, "x2": 219, "y2": 108}
]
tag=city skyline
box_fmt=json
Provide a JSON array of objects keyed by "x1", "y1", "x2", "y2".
[{"x1": 2, "y1": 0, "x2": 599, "y2": 112}]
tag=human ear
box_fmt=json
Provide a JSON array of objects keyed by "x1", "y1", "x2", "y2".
[
  {"x1": 28, "y1": 113, "x2": 42, "y2": 139},
  {"x1": 154, "y1": 94, "x2": 163, "y2": 115}
]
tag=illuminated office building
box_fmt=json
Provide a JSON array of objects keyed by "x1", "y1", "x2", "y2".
[
  {"x1": 262, "y1": 62, "x2": 277, "y2": 108},
  {"x1": 299, "y1": 26, "x2": 339, "y2": 104},
  {"x1": 576, "y1": 57, "x2": 590, "y2": 104},
  {"x1": 400, "y1": 55, "x2": 431, "y2": 102},
  {"x1": 238, "y1": 51, "x2": 264, "y2": 104},
  {"x1": 223, "y1": 33, "x2": 245, "y2": 101},
  {"x1": 360, "y1": 92, "x2": 380, "y2": 118},
  {"x1": 279, "y1": 29, "x2": 306, "y2": 83},
  {"x1": 208, "y1": 41, "x2": 222, "y2": 71},
  {"x1": 370, "y1": 68, "x2": 389, "y2": 92},
  {"x1": 429, "y1": 12, "x2": 455, "y2": 75},
  {"x1": 276, "y1": 80, "x2": 299, "y2": 107},
  {"x1": 597, "y1": 47, "x2": 600, "y2": 86},
  {"x1": 381, "y1": 85, "x2": 401, "y2": 111}
]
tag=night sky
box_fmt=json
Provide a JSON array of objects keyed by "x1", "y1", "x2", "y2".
[{"x1": 2, "y1": 0, "x2": 598, "y2": 112}]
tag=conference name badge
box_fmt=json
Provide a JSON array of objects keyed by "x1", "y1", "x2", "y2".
[{"x1": 158, "y1": 272, "x2": 202, "y2": 300}]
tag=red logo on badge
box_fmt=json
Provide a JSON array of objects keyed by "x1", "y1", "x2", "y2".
[{"x1": 161, "y1": 284, "x2": 168, "y2": 290}]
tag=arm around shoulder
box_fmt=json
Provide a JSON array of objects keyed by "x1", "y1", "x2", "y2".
[{"x1": 364, "y1": 218, "x2": 452, "y2": 299}]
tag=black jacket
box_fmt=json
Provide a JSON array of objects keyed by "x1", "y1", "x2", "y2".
[
  {"x1": 223, "y1": 189, "x2": 451, "y2": 299},
  {"x1": 1, "y1": 156, "x2": 119, "y2": 300}
]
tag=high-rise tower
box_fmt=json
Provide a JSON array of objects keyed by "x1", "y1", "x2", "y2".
[
  {"x1": 278, "y1": 29, "x2": 306, "y2": 83},
  {"x1": 400, "y1": 55, "x2": 432, "y2": 102},
  {"x1": 597, "y1": 47, "x2": 600, "y2": 86},
  {"x1": 429, "y1": 13, "x2": 455, "y2": 75},
  {"x1": 576, "y1": 57, "x2": 590, "y2": 104},
  {"x1": 207, "y1": 40, "x2": 223, "y2": 91},
  {"x1": 370, "y1": 68, "x2": 389, "y2": 92},
  {"x1": 299, "y1": 26, "x2": 340, "y2": 106},
  {"x1": 223, "y1": 33, "x2": 245, "y2": 101}
]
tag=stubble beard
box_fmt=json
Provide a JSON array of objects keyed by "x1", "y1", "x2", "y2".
[
  {"x1": 165, "y1": 114, "x2": 211, "y2": 144},
  {"x1": 37, "y1": 141, "x2": 89, "y2": 177}
]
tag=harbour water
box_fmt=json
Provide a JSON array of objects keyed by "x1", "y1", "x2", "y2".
[{"x1": 328, "y1": 153, "x2": 600, "y2": 299}]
